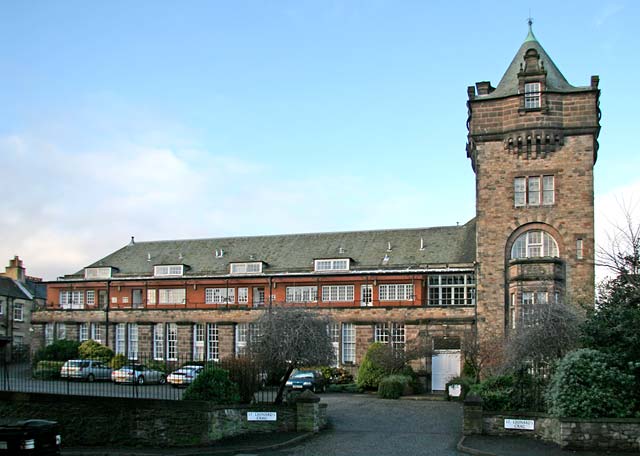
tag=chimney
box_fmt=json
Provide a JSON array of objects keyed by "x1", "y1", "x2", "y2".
[{"x1": 5, "y1": 256, "x2": 26, "y2": 282}]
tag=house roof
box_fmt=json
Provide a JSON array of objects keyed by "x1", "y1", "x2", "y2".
[
  {"x1": 481, "y1": 25, "x2": 590, "y2": 99},
  {"x1": 63, "y1": 219, "x2": 476, "y2": 280},
  {"x1": 0, "y1": 277, "x2": 32, "y2": 300}
]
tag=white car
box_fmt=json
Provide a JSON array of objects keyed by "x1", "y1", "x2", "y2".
[{"x1": 167, "y1": 365, "x2": 203, "y2": 388}]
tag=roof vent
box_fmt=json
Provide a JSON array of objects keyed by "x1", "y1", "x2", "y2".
[
  {"x1": 147, "y1": 253, "x2": 151, "y2": 262},
  {"x1": 215, "y1": 249, "x2": 225, "y2": 258},
  {"x1": 419, "y1": 237, "x2": 425, "y2": 251},
  {"x1": 249, "y1": 254, "x2": 255, "y2": 260},
  {"x1": 387, "y1": 242, "x2": 392, "y2": 252},
  {"x1": 338, "y1": 246, "x2": 345, "y2": 254},
  {"x1": 178, "y1": 252, "x2": 184, "y2": 261},
  {"x1": 382, "y1": 254, "x2": 390, "y2": 265},
  {"x1": 129, "y1": 236, "x2": 135, "y2": 246}
]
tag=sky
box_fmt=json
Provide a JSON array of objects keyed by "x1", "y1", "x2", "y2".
[{"x1": 1, "y1": 1, "x2": 638, "y2": 281}]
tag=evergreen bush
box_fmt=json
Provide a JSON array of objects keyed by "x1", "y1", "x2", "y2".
[
  {"x1": 33, "y1": 340, "x2": 80, "y2": 364},
  {"x1": 378, "y1": 375, "x2": 410, "y2": 399},
  {"x1": 546, "y1": 349, "x2": 635, "y2": 418},
  {"x1": 183, "y1": 367, "x2": 241, "y2": 404},
  {"x1": 78, "y1": 340, "x2": 114, "y2": 361},
  {"x1": 109, "y1": 354, "x2": 128, "y2": 370},
  {"x1": 356, "y1": 343, "x2": 390, "y2": 390},
  {"x1": 32, "y1": 361, "x2": 65, "y2": 379}
]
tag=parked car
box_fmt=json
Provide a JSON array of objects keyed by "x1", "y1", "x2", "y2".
[
  {"x1": 111, "y1": 364, "x2": 166, "y2": 385},
  {"x1": 285, "y1": 369, "x2": 326, "y2": 393},
  {"x1": 60, "y1": 359, "x2": 112, "y2": 382},
  {"x1": 167, "y1": 365, "x2": 203, "y2": 387}
]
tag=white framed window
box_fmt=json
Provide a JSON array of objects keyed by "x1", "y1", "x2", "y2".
[
  {"x1": 314, "y1": 259, "x2": 350, "y2": 272},
  {"x1": 115, "y1": 323, "x2": 125, "y2": 355},
  {"x1": 428, "y1": 274, "x2": 475, "y2": 306},
  {"x1": 127, "y1": 324, "x2": 138, "y2": 360},
  {"x1": 360, "y1": 284, "x2": 373, "y2": 307},
  {"x1": 158, "y1": 288, "x2": 186, "y2": 305},
  {"x1": 166, "y1": 323, "x2": 178, "y2": 361},
  {"x1": 207, "y1": 323, "x2": 219, "y2": 361},
  {"x1": 524, "y1": 82, "x2": 541, "y2": 109},
  {"x1": 378, "y1": 284, "x2": 414, "y2": 301},
  {"x1": 235, "y1": 323, "x2": 258, "y2": 357},
  {"x1": 86, "y1": 290, "x2": 95, "y2": 306},
  {"x1": 13, "y1": 335, "x2": 23, "y2": 346},
  {"x1": 521, "y1": 291, "x2": 549, "y2": 327},
  {"x1": 13, "y1": 302, "x2": 24, "y2": 322},
  {"x1": 45, "y1": 323, "x2": 54, "y2": 346},
  {"x1": 322, "y1": 285, "x2": 354, "y2": 302},
  {"x1": 84, "y1": 267, "x2": 112, "y2": 279},
  {"x1": 341, "y1": 323, "x2": 355, "y2": 363},
  {"x1": 514, "y1": 175, "x2": 554, "y2": 207},
  {"x1": 90, "y1": 323, "x2": 102, "y2": 344},
  {"x1": 230, "y1": 262, "x2": 262, "y2": 274},
  {"x1": 286, "y1": 286, "x2": 318, "y2": 303},
  {"x1": 147, "y1": 289, "x2": 156, "y2": 305},
  {"x1": 511, "y1": 230, "x2": 559, "y2": 259},
  {"x1": 205, "y1": 288, "x2": 235, "y2": 304},
  {"x1": 154, "y1": 265, "x2": 184, "y2": 277},
  {"x1": 238, "y1": 288, "x2": 249, "y2": 304},
  {"x1": 576, "y1": 238, "x2": 584, "y2": 260},
  {"x1": 56, "y1": 323, "x2": 66, "y2": 340},
  {"x1": 79, "y1": 323, "x2": 89, "y2": 342},
  {"x1": 328, "y1": 323, "x2": 340, "y2": 367},
  {"x1": 376, "y1": 323, "x2": 405, "y2": 349},
  {"x1": 374, "y1": 323, "x2": 389, "y2": 344},
  {"x1": 193, "y1": 323, "x2": 205, "y2": 361},
  {"x1": 60, "y1": 291, "x2": 84, "y2": 309},
  {"x1": 153, "y1": 323, "x2": 164, "y2": 360}
]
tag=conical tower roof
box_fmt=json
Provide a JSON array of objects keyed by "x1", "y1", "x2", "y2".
[{"x1": 483, "y1": 23, "x2": 586, "y2": 99}]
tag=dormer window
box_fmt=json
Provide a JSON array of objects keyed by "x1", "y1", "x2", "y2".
[
  {"x1": 314, "y1": 259, "x2": 350, "y2": 272},
  {"x1": 230, "y1": 262, "x2": 262, "y2": 274},
  {"x1": 524, "y1": 82, "x2": 541, "y2": 109},
  {"x1": 154, "y1": 265, "x2": 184, "y2": 277},
  {"x1": 84, "y1": 267, "x2": 112, "y2": 279}
]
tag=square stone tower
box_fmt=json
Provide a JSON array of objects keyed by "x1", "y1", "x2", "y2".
[{"x1": 466, "y1": 23, "x2": 600, "y2": 344}]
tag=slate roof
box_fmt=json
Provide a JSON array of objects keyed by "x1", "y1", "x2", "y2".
[
  {"x1": 481, "y1": 26, "x2": 591, "y2": 99},
  {"x1": 65, "y1": 219, "x2": 477, "y2": 280},
  {"x1": 0, "y1": 277, "x2": 32, "y2": 300}
]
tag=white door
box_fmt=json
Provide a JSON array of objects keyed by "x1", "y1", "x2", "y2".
[{"x1": 431, "y1": 351, "x2": 461, "y2": 391}]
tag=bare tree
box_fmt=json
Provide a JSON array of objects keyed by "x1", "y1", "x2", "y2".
[
  {"x1": 249, "y1": 308, "x2": 335, "y2": 404},
  {"x1": 462, "y1": 328, "x2": 505, "y2": 381},
  {"x1": 597, "y1": 199, "x2": 640, "y2": 281},
  {"x1": 504, "y1": 300, "x2": 582, "y2": 373}
]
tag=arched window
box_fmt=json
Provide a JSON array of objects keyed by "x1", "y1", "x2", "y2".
[{"x1": 511, "y1": 230, "x2": 559, "y2": 259}]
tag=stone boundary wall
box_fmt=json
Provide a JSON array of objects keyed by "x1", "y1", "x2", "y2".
[
  {"x1": 0, "y1": 391, "x2": 327, "y2": 447},
  {"x1": 463, "y1": 398, "x2": 640, "y2": 451}
]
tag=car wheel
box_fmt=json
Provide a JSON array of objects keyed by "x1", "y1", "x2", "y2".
[
  {"x1": 137, "y1": 375, "x2": 145, "y2": 385},
  {"x1": 159, "y1": 375, "x2": 167, "y2": 385},
  {"x1": 87, "y1": 374, "x2": 95, "y2": 383}
]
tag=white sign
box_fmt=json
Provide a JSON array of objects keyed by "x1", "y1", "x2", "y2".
[
  {"x1": 504, "y1": 419, "x2": 535, "y2": 430},
  {"x1": 247, "y1": 412, "x2": 277, "y2": 422},
  {"x1": 448, "y1": 384, "x2": 462, "y2": 397}
]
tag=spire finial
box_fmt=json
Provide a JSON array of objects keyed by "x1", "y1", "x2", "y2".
[{"x1": 524, "y1": 14, "x2": 537, "y2": 42}]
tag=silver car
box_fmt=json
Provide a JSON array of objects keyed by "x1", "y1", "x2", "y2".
[
  {"x1": 60, "y1": 359, "x2": 113, "y2": 382},
  {"x1": 112, "y1": 364, "x2": 167, "y2": 385},
  {"x1": 167, "y1": 365, "x2": 203, "y2": 387}
]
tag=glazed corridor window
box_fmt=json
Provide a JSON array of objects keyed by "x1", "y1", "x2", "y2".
[
  {"x1": 158, "y1": 288, "x2": 186, "y2": 304},
  {"x1": 378, "y1": 284, "x2": 414, "y2": 301},
  {"x1": 314, "y1": 259, "x2": 350, "y2": 272},
  {"x1": 60, "y1": 291, "x2": 84, "y2": 309},
  {"x1": 511, "y1": 230, "x2": 559, "y2": 259},
  {"x1": 524, "y1": 82, "x2": 541, "y2": 109},
  {"x1": 374, "y1": 323, "x2": 406, "y2": 349},
  {"x1": 514, "y1": 175, "x2": 554, "y2": 207},
  {"x1": 286, "y1": 286, "x2": 318, "y2": 303},
  {"x1": 322, "y1": 285, "x2": 354, "y2": 302},
  {"x1": 428, "y1": 274, "x2": 476, "y2": 306},
  {"x1": 154, "y1": 265, "x2": 184, "y2": 276},
  {"x1": 205, "y1": 288, "x2": 235, "y2": 304}
]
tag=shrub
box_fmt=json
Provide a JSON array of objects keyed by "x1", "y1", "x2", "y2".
[
  {"x1": 33, "y1": 340, "x2": 80, "y2": 364},
  {"x1": 78, "y1": 340, "x2": 114, "y2": 361},
  {"x1": 378, "y1": 375, "x2": 410, "y2": 399},
  {"x1": 183, "y1": 367, "x2": 241, "y2": 404},
  {"x1": 327, "y1": 383, "x2": 363, "y2": 393},
  {"x1": 546, "y1": 349, "x2": 635, "y2": 418},
  {"x1": 147, "y1": 360, "x2": 171, "y2": 374},
  {"x1": 222, "y1": 357, "x2": 263, "y2": 403},
  {"x1": 329, "y1": 367, "x2": 354, "y2": 385},
  {"x1": 356, "y1": 343, "x2": 390, "y2": 390},
  {"x1": 109, "y1": 354, "x2": 128, "y2": 370},
  {"x1": 32, "y1": 361, "x2": 65, "y2": 380},
  {"x1": 469, "y1": 375, "x2": 514, "y2": 411}
]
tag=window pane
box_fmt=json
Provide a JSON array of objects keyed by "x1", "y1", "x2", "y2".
[{"x1": 528, "y1": 177, "x2": 540, "y2": 205}]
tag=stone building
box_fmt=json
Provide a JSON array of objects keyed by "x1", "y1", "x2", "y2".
[
  {"x1": 31, "y1": 25, "x2": 600, "y2": 390},
  {"x1": 0, "y1": 256, "x2": 47, "y2": 359}
]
